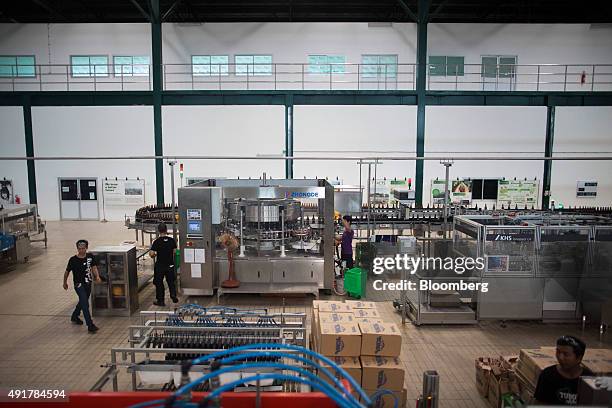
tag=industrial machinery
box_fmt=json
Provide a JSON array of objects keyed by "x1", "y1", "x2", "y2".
[
  {"x1": 0, "y1": 204, "x2": 47, "y2": 265},
  {"x1": 90, "y1": 245, "x2": 139, "y2": 316},
  {"x1": 93, "y1": 305, "x2": 307, "y2": 392},
  {"x1": 178, "y1": 178, "x2": 334, "y2": 297},
  {"x1": 451, "y1": 213, "x2": 612, "y2": 322}
]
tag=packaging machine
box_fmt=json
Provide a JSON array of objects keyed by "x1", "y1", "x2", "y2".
[
  {"x1": 178, "y1": 178, "x2": 334, "y2": 297},
  {"x1": 0, "y1": 204, "x2": 46, "y2": 265},
  {"x1": 451, "y1": 213, "x2": 612, "y2": 322},
  {"x1": 93, "y1": 305, "x2": 307, "y2": 392}
]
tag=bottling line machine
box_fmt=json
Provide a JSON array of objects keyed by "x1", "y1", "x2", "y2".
[{"x1": 178, "y1": 178, "x2": 334, "y2": 297}]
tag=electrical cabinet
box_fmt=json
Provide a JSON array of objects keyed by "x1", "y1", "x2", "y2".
[{"x1": 90, "y1": 245, "x2": 138, "y2": 316}]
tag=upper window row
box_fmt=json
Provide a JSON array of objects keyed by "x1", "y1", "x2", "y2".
[
  {"x1": 191, "y1": 54, "x2": 398, "y2": 78},
  {"x1": 1, "y1": 54, "x2": 518, "y2": 79},
  {"x1": 429, "y1": 55, "x2": 517, "y2": 78}
]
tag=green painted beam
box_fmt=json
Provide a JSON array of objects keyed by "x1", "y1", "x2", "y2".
[
  {"x1": 2, "y1": 91, "x2": 612, "y2": 107},
  {"x1": 285, "y1": 94, "x2": 294, "y2": 179},
  {"x1": 542, "y1": 105, "x2": 555, "y2": 209},
  {"x1": 151, "y1": 0, "x2": 164, "y2": 205},
  {"x1": 22, "y1": 96, "x2": 37, "y2": 204},
  {"x1": 0, "y1": 92, "x2": 153, "y2": 106},
  {"x1": 414, "y1": 0, "x2": 429, "y2": 207}
]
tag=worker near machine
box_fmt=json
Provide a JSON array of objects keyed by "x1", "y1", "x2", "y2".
[
  {"x1": 63, "y1": 239, "x2": 101, "y2": 333},
  {"x1": 149, "y1": 223, "x2": 178, "y2": 306},
  {"x1": 335, "y1": 215, "x2": 354, "y2": 270},
  {"x1": 534, "y1": 335, "x2": 593, "y2": 405}
]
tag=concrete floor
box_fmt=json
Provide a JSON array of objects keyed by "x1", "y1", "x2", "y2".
[{"x1": 0, "y1": 221, "x2": 610, "y2": 407}]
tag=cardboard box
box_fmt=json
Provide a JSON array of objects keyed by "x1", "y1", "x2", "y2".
[
  {"x1": 516, "y1": 348, "x2": 557, "y2": 388},
  {"x1": 361, "y1": 356, "x2": 405, "y2": 391},
  {"x1": 580, "y1": 348, "x2": 612, "y2": 375},
  {"x1": 319, "y1": 312, "x2": 356, "y2": 324},
  {"x1": 578, "y1": 376, "x2": 612, "y2": 405},
  {"x1": 319, "y1": 322, "x2": 361, "y2": 356},
  {"x1": 359, "y1": 322, "x2": 402, "y2": 357},
  {"x1": 313, "y1": 300, "x2": 343, "y2": 309},
  {"x1": 345, "y1": 300, "x2": 377, "y2": 310},
  {"x1": 320, "y1": 302, "x2": 353, "y2": 313},
  {"x1": 354, "y1": 318, "x2": 384, "y2": 325},
  {"x1": 319, "y1": 356, "x2": 362, "y2": 389},
  {"x1": 475, "y1": 357, "x2": 492, "y2": 398},
  {"x1": 353, "y1": 309, "x2": 381, "y2": 318},
  {"x1": 364, "y1": 388, "x2": 407, "y2": 408}
]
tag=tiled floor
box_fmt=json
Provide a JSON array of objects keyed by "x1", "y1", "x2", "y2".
[{"x1": 0, "y1": 221, "x2": 610, "y2": 407}]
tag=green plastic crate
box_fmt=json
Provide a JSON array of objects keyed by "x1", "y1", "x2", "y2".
[{"x1": 344, "y1": 267, "x2": 366, "y2": 299}]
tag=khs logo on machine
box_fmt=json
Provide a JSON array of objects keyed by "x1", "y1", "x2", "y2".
[
  {"x1": 494, "y1": 234, "x2": 513, "y2": 241},
  {"x1": 285, "y1": 191, "x2": 319, "y2": 198}
]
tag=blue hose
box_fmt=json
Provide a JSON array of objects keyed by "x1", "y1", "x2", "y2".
[
  {"x1": 172, "y1": 361, "x2": 355, "y2": 407},
  {"x1": 185, "y1": 343, "x2": 370, "y2": 404},
  {"x1": 218, "y1": 351, "x2": 360, "y2": 406},
  {"x1": 370, "y1": 388, "x2": 399, "y2": 408},
  {"x1": 203, "y1": 373, "x2": 359, "y2": 408}
]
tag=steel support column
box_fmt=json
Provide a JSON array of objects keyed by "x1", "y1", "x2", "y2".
[
  {"x1": 285, "y1": 95, "x2": 294, "y2": 179},
  {"x1": 23, "y1": 96, "x2": 37, "y2": 204},
  {"x1": 542, "y1": 105, "x2": 555, "y2": 209},
  {"x1": 415, "y1": 0, "x2": 429, "y2": 206},
  {"x1": 151, "y1": 0, "x2": 164, "y2": 205}
]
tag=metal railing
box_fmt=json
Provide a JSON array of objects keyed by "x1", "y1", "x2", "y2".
[{"x1": 1, "y1": 63, "x2": 611, "y2": 92}]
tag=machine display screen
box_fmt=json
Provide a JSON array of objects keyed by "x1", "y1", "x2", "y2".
[{"x1": 187, "y1": 220, "x2": 202, "y2": 235}]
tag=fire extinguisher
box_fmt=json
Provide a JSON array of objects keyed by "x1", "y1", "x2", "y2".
[
  {"x1": 15, "y1": 195, "x2": 21, "y2": 204},
  {"x1": 581, "y1": 71, "x2": 587, "y2": 86}
]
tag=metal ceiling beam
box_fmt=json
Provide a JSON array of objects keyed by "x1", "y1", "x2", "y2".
[
  {"x1": 31, "y1": 0, "x2": 68, "y2": 20},
  {"x1": 162, "y1": 0, "x2": 183, "y2": 21},
  {"x1": 129, "y1": 0, "x2": 151, "y2": 21},
  {"x1": 431, "y1": 0, "x2": 449, "y2": 16},
  {"x1": 396, "y1": 0, "x2": 418, "y2": 22},
  {"x1": 0, "y1": 11, "x2": 19, "y2": 23}
]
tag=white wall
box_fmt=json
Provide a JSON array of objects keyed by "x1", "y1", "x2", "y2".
[
  {"x1": 3, "y1": 22, "x2": 611, "y2": 67},
  {"x1": 0, "y1": 107, "x2": 28, "y2": 203},
  {"x1": 551, "y1": 107, "x2": 612, "y2": 207},
  {"x1": 0, "y1": 24, "x2": 151, "y2": 91},
  {"x1": 32, "y1": 107, "x2": 156, "y2": 220},
  {"x1": 162, "y1": 105, "x2": 285, "y2": 199},
  {"x1": 429, "y1": 24, "x2": 612, "y2": 65},
  {"x1": 428, "y1": 24, "x2": 612, "y2": 91},
  {"x1": 424, "y1": 106, "x2": 547, "y2": 207},
  {"x1": 293, "y1": 106, "x2": 417, "y2": 186},
  {"x1": 1, "y1": 23, "x2": 611, "y2": 209},
  {"x1": 163, "y1": 22, "x2": 417, "y2": 62}
]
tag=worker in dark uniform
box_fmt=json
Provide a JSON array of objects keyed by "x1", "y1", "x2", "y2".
[
  {"x1": 149, "y1": 223, "x2": 178, "y2": 306},
  {"x1": 63, "y1": 239, "x2": 101, "y2": 333},
  {"x1": 534, "y1": 335, "x2": 593, "y2": 405},
  {"x1": 335, "y1": 215, "x2": 354, "y2": 270}
]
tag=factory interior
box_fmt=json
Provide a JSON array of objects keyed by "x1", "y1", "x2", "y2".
[{"x1": 1, "y1": 1, "x2": 612, "y2": 407}]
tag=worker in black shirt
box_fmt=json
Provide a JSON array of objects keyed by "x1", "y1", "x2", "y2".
[
  {"x1": 63, "y1": 239, "x2": 101, "y2": 333},
  {"x1": 149, "y1": 223, "x2": 178, "y2": 306},
  {"x1": 534, "y1": 335, "x2": 594, "y2": 405}
]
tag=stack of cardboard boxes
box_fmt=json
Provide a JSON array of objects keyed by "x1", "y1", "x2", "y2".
[
  {"x1": 477, "y1": 347, "x2": 612, "y2": 406},
  {"x1": 311, "y1": 300, "x2": 407, "y2": 407}
]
